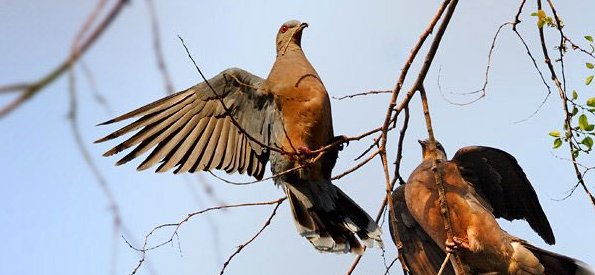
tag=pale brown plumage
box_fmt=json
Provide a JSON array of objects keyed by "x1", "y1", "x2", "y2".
[
  {"x1": 389, "y1": 139, "x2": 594, "y2": 275},
  {"x1": 96, "y1": 20, "x2": 382, "y2": 254}
]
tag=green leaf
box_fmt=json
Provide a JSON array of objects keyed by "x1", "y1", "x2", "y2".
[
  {"x1": 538, "y1": 19, "x2": 546, "y2": 28},
  {"x1": 573, "y1": 90, "x2": 578, "y2": 100},
  {"x1": 572, "y1": 106, "x2": 579, "y2": 116},
  {"x1": 549, "y1": 131, "x2": 561, "y2": 137},
  {"x1": 587, "y1": 124, "x2": 595, "y2": 131},
  {"x1": 586, "y1": 35, "x2": 594, "y2": 42},
  {"x1": 582, "y1": 136, "x2": 594, "y2": 150},
  {"x1": 537, "y1": 9, "x2": 546, "y2": 19},
  {"x1": 587, "y1": 75, "x2": 594, "y2": 85},
  {"x1": 588, "y1": 63, "x2": 595, "y2": 69},
  {"x1": 553, "y1": 138, "x2": 562, "y2": 149},
  {"x1": 579, "y1": 114, "x2": 589, "y2": 130},
  {"x1": 531, "y1": 12, "x2": 538, "y2": 16},
  {"x1": 588, "y1": 97, "x2": 595, "y2": 107}
]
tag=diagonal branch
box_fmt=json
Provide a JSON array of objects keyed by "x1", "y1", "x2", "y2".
[{"x1": 0, "y1": 0, "x2": 129, "y2": 118}]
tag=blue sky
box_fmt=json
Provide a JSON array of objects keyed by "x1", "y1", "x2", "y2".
[{"x1": 1, "y1": 1, "x2": 594, "y2": 274}]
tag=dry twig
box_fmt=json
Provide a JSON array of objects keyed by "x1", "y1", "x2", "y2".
[
  {"x1": 0, "y1": 0, "x2": 129, "y2": 118},
  {"x1": 127, "y1": 197, "x2": 287, "y2": 274},
  {"x1": 333, "y1": 90, "x2": 392, "y2": 100},
  {"x1": 219, "y1": 199, "x2": 284, "y2": 275}
]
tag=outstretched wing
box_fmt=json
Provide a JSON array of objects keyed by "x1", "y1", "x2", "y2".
[
  {"x1": 95, "y1": 68, "x2": 283, "y2": 180},
  {"x1": 452, "y1": 146, "x2": 555, "y2": 244},
  {"x1": 389, "y1": 185, "x2": 455, "y2": 275}
]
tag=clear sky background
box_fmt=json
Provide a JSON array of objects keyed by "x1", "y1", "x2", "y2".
[{"x1": 1, "y1": 1, "x2": 594, "y2": 275}]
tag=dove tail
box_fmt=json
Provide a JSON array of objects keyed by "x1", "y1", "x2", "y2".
[
  {"x1": 283, "y1": 180, "x2": 382, "y2": 254},
  {"x1": 518, "y1": 241, "x2": 595, "y2": 275}
]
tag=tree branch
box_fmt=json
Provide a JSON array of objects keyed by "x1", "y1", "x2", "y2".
[{"x1": 0, "y1": 0, "x2": 129, "y2": 118}]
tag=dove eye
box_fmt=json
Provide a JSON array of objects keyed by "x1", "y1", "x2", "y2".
[{"x1": 280, "y1": 26, "x2": 288, "y2": 33}]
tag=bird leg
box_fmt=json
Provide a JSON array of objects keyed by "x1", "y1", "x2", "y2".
[{"x1": 445, "y1": 236, "x2": 471, "y2": 253}]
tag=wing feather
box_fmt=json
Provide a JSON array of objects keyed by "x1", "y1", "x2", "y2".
[
  {"x1": 452, "y1": 146, "x2": 555, "y2": 244},
  {"x1": 184, "y1": 116, "x2": 218, "y2": 173},
  {"x1": 138, "y1": 115, "x2": 201, "y2": 171},
  {"x1": 193, "y1": 117, "x2": 225, "y2": 172},
  {"x1": 97, "y1": 90, "x2": 193, "y2": 126},
  {"x1": 210, "y1": 117, "x2": 231, "y2": 170},
  {"x1": 114, "y1": 103, "x2": 195, "y2": 165},
  {"x1": 96, "y1": 68, "x2": 280, "y2": 180},
  {"x1": 96, "y1": 92, "x2": 194, "y2": 144},
  {"x1": 221, "y1": 123, "x2": 238, "y2": 171}
]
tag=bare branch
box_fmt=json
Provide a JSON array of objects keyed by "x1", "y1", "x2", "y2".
[
  {"x1": 0, "y1": 0, "x2": 129, "y2": 118},
  {"x1": 332, "y1": 149, "x2": 380, "y2": 181},
  {"x1": 511, "y1": 0, "x2": 552, "y2": 122},
  {"x1": 219, "y1": 199, "x2": 284, "y2": 275},
  {"x1": 440, "y1": 22, "x2": 512, "y2": 105},
  {"x1": 128, "y1": 197, "x2": 287, "y2": 274},
  {"x1": 437, "y1": 253, "x2": 453, "y2": 275},
  {"x1": 144, "y1": 0, "x2": 175, "y2": 95},
  {"x1": 332, "y1": 90, "x2": 392, "y2": 100}
]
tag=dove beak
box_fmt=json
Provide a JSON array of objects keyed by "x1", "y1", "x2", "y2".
[
  {"x1": 299, "y1": 22, "x2": 309, "y2": 30},
  {"x1": 418, "y1": 139, "x2": 426, "y2": 147}
]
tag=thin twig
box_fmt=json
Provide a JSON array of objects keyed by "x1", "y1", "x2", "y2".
[
  {"x1": 332, "y1": 149, "x2": 380, "y2": 181},
  {"x1": 145, "y1": 0, "x2": 175, "y2": 95},
  {"x1": 511, "y1": 0, "x2": 552, "y2": 123},
  {"x1": 219, "y1": 199, "x2": 284, "y2": 275},
  {"x1": 391, "y1": 106, "x2": 409, "y2": 187},
  {"x1": 80, "y1": 60, "x2": 113, "y2": 115},
  {"x1": 128, "y1": 197, "x2": 287, "y2": 274},
  {"x1": 332, "y1": 90, "x2": 392, "y2": 100},
  {"x1": 440, "y1": 22, "x2": 512, "y2": 105},
  {"x1": 564, "y1": 36, "x2": 595, "y2": 59},
  {"x1": 0, "y1": 0, "x2": 129, "y2": 118},
  {"x1": 382, "y1": 257, "x2": 400, "y2": 275},
  {"x1": 437, "y1": 253, "x2": 453, "y2": 275}
]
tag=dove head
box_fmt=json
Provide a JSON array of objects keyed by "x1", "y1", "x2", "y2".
[
  {"x1": 418, "y1": 139, "x2": 447, "y2": 160},
  {"x1": 276, "y1": 20, "x2": 309, "y2": 55}
]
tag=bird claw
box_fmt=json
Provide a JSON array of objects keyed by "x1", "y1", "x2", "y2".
[
  {"x1": 297, "y1": 146, "x2": 313, "y2": 155},
  {"x1": 331, "y1": 135, "x2": 349, "y2": 150},
  {"x1": 336, "y1": 135, "x2": 349, "y2": 145},
  {"x1": 445, "y1": 236, "x2": 470, "y2": 253}
]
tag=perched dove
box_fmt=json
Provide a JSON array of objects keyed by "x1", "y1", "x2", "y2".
[
  {"x1": 388, "y1": 139, "x2": 594, "y2": 275},
  {"x1": 95, "y1": 20, "x2": 382, "y2": 254}
]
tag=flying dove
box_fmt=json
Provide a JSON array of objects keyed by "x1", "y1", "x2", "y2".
[
  {"x1": 389, "y1": 139, "x2": 594, "y2": 275},
  {"x1": 95, "y1": 20, "x2": 382, "y2": 254}
]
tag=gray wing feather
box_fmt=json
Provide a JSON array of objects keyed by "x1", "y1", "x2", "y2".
[{"x1": 96, "y1": 68, "x2": 281, "y2": 180}]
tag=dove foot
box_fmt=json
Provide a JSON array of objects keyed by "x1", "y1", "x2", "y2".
[
  {"x1": 297, "y1": 146, "x2": 313, "y2": 155},
  {"x1": 445, "y1": 236, "x2": 470, "y2": 253}
]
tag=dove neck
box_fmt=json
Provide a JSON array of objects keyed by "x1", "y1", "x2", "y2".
[
  {"x1": 277, "y1": 42, "x2": 303, "y2": 58},
  {"x1": 422, "y1": 147, "x2": 447, "y2": 161}
]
